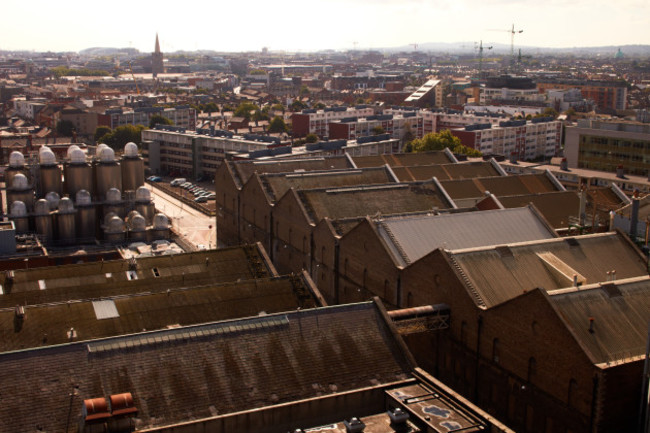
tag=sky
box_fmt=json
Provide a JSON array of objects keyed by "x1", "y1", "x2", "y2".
[{"x1": 1, "y1": 0, "x2": 649, "y2": 53}]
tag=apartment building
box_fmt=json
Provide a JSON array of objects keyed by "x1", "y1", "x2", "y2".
[
  {"x1": 101, "y1": 105, "x2": 196, "y2": 130},
  {"x1": 291, "y1": 105, "x2": 376, "y2": 137},
  {"x1": 451, "y1": 118, "x2": 562, "y2": 160},
  {"x1": 537, "y1": 79, "x2": 628, "y2": 111}
]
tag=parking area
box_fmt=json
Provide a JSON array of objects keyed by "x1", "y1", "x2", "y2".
[{"x1": 147, "y1": 177, "x2": 217, "y2": 216}]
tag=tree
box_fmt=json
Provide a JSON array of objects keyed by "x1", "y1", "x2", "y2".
[
  {"x1": 268, "y1": 116, "x2": 288, "y2": 133},
  {"x1": 313, "y1": 102, "x2": 326, "y2": 110},
  {"x1": 98, "y1": 124, "x2": 146, "y2": 150},
  {"x1": 371, "y1": 126, "x2": 385, "y2": 135},
  {"x1": 234, "y1": 102, "x2": 259, "y2": 121},
  {"x1": 409, "y1": 130, "x2": 481, "y2": 157},
  {"x1": 290, "y1": 100, "x2": 307, "y2": 112},
  {"x1": 56, "y1": 120, "x2": 75, "y2": 136},
  {"x1": 149, "y1": 114, "x2": 173, "y2": 129},
  {"x1": 540, "y1": 107, "x2": 559, "y2": 118},
  {"x1": 305, "y1": 134, "x2": 318, "y2": 144},
  {"x1": 299, "y1": 85, "x2": 310, "y2": 96},
  {"x1": 94, "y1": 126, "x2": 112, "y2": 142}
]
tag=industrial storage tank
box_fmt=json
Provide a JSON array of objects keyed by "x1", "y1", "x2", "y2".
[
  {"x1": 135, "y1": 186, "x2": 155, "y2": 224},
  {"x1": 38, "y1": 146, "x2": 62, "y2": 198},
  {"x1": 64, "y1": 147, "x2": 93, "y2": 198},
  {"x1": 56, "y1": 197, "x2": 76, "y2": 245},
  {"x1": 149, "y1": 213, "x2": 170, "y2": 241},
  {"x1": 45, "y1": 192, "x2": 60, "y2": 211},
  {"x1": 121, "y1": 142, "x2": 144, "y2": 193},
  {"x1": 34, "y1": 199, "x2": 54, "y2": 243},
  {"x1": 104, "y1": 214, "x2": 126, "y2": 244},
  {"x1": 75, "y1": 190, "x2": 97, "y2": 243},
  {"x1": 94, "y1": 146, "x2": 122, "y2": 201},
  {"x1": 126, "y1": 210, "x2": 147, "y2": 241},
  {"x1": 103, "y1": 187, "x2": 125, "y2": 219},
  {"x1": 9, "y1": 201, "x2": 29, "y2": 233},
  {"x1": 7, "y1": 173, "x2": 34, "y2": 212},
  {"x1": 5, "y1": 151, "x2": 28, "y2": 191}
]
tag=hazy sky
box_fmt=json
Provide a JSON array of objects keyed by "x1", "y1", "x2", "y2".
[{"x1": 2, "y1": 0, "x2": 648, "y2": 53}]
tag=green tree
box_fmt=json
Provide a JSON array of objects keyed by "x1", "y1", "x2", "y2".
[
  {"x1": 371, "y1": 126, "x2": 385, "y2": 135},
  {"x1": 149, "y1": 114, "x2": 173, "y2": 129},
  {"x1": 290, "y1": 100, "x2": 307, "y2": 112},
  {"x1": 272, "y1": 103, "x2": 285, "y2": 112},
  {"x1": 305, "y1": 133, "x2": 318, "y2": 144},
  {"x1": 56, "y1": 120, "x2": 75, "y2": 136},
  {"x1": 299, "y1": 85, "x2": 310, "y2": 96},
  {"x1": 409, "y1": 130, "x2": 481, "y2": 157},
  {"x1": 539, "y1": 107, "x2": 559, "y2": 118},
  {"x1": 98, "y1": 124, "x2": 146, "y2": 150},
  {"x1": 313, "y1": 102, "x2": 326, "y2": 110},
  {"x1": 234, "y1": 102, "x2": 259, "y2": 121},
  {"x1": 94, "y1": 126, "x2": 112, "y2": 142},
  {"x1": 268, "y1": 116, "x2": 288, "y2": 133}
]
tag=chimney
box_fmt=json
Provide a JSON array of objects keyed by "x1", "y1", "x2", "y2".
[
  {"x1": 344, "y1": 417, "x2": 366, "y2": 433},
  {"x1": 509, "y1": 151, "x2": 517, "y2": 164},
  {"x1": 560, "y1": 158, "x2": 568, "y2": 171},
  {"x1": 616, "y1": 165, "x2": 625, "y2": 179}
]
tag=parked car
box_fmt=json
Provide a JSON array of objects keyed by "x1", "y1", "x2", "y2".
[
  {"x1": 170, "y1": 178, "x2": 186, "y2": 186},
  {"x1": 148, "y1": 176, "x2": 162, "y2": 182},
  {"x1": 205, "y1": 193, "x2": 216, "y2": 199},
  {"x1": 194, "y1": 196, "x2": 208, "y2": 203}
]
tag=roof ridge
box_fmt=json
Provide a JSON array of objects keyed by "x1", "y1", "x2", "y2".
[
  {"x1": 448, "y1": 254, "x2": 486, "y2": 308},
  {"x1": 379, "y1": 221, "x2": 412, "y2": 266}
]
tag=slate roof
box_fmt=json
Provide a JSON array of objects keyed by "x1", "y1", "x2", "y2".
[
  {"x1": 230, "y1": 156, "x2": 353, "y2": 187},
  {"x1": 0, "y1": 246, "x2": 273, "y2": 308},
  {"x1": 549, "y1": 276, "x2": 650, "y2": 365},
  {"x1": 0, "y1": 301, "x2": 413, "y2": 432},
  {"x1": 390, "y1": 161, "x2": 503, "y2": 182},
  {"x1": 439, "y1": 173, "x2": 561, "y2": 207},
  {"x1": 0, "y1": 274, "x2": 320, "y2": 352},
  {"x1": 298, "y1": 181, "x2": 454, "y2": 224},
  {"x1": 374, "y1": 206, "x2": 557, "y2": 267},
  {"x1": 447, "y1": 232, "x2": 648, "y2": 309},
  {"x1": 260, "y1": 167, "x2": 397, "y2": 202},
  {"x1": 351, "y1": 151, "x2": 454, "y2": 168}
]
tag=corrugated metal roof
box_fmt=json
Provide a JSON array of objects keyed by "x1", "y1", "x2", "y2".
[
  {"x1": 376, "y1": 207, "x2": 556, "y2": 266},
  {"x1": 448, "y1": 232, "x2": 649, "y2": 309},
  {"x1": 550, "y1": 276, "x2": 650, "y2": 365}
]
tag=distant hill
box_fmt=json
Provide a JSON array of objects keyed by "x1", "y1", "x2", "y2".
[
  {"x1": 386, "y1": 42, "x2": 650, "y2": 56},
  {"x1": 79, "y1": 47, "x2": 141, "y2": 56}
]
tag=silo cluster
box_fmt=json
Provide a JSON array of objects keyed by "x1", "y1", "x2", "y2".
[{"x1": 5, "y1": 143, "x2": 169, "y2": 245}]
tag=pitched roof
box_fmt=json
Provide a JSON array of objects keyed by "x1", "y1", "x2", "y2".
[
  {"x1": 0, "y1": 301, "x2": 412, "y2": 432},
  {"x1": 548, "y1": 276, "x2": 650, "y2": 365},
  {"x1": 351, "y1": 151, "x2": 454, "y2": 168},
  {"x1": 446, "y1": 232, "x2": 648, "y2": 309},
  {"x1": 0, "y1": 246, "x2": 273, "y2": 309},
  {"x1": 390, "y1": 161, "x2": 502, "y2": 182},
  {"x1": 374, "y1": 207, "x2": 557, "y2": 267},
  {"x1": 0, "y1": 274, "x2": 321, "y2": 352},
  {"x1": 229, "y1": 156, "x2": 353, "y2": 186},
  {"x1": 298, "y1": 181, "x2": 454, "y2": 224},
  {"x1": 260, "y1": 167, "x2": 397, "y2": 203}
]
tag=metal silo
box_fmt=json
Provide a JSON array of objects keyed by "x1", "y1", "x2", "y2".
[
  {"x1": 38, "y1": 147, "x2": 62, "y2": 198},
  {"x1": 56, "y1": 197, "x2": 76, "y2": 245},
  {"x1": 126, "y1": 210, "x2": 147, "y2": 241},
  {"x1": 9, "y1": 201, "x2": 30, "y2": 233},
  {"x1": 34, "y1": 199, "x2": 54, "y2": 243},
  {"x1": 94, "y1": 146, "x2": 122, "y2": 202},
  {"x1": 149, "y1": 213, "x2": 170, "y2": 241},
  {"x1": 75, "y1": 190, "x2": 97, "y2": 243},
  {"x1": 103, "y1": 188, "x2": 125, "y2": 219},
  {"x1": 121, "y1": 142, "x2": 145, "y2": 193},
  {"x1": 7, "y1": 173, "x2": 34, "y2": 212},
  {"x1": 64, "y1": 148, "x2": 93, "y2": 198},
  {"x1": 5, "y1": 151, "x2": 29, "y2": 192},
  {"x1": 135, "y1": 186, "x2": 155, "y2": 224},
  {"x1": 104, "y1": 214, "x2": 126, "y2": 244}
]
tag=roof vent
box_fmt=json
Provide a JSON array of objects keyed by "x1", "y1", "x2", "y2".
[
  {"x1": 76, "y1": 189, "x2": 92, "y2": 205},
  {"x1": 45, "y1": 191, "x2": 60, "y2": 210},
  {"x1": 70, "y1": 148, "x2": 86, "y2": 164},
  {"x1": 9, "y1": 151, "x2": 25, "y2": 167},
  {"x1": 343, "y1": 417, "x2": 365, "y2": 433},
  {"x1": 39, "y1": 148, "x2": 56, "y2": 166},
  {"x1": 12, "y1": 173, "x2": 29, "y2": 190},
  {"x1": 106, "y1": 188, "x2": 122, "y2": 203},
  {"x1": 124, "y1": 142, "x2": 139, "y2": 158},
  {"x1": 83, "y1": 397, "x2": 111, "y2": 424},
  {"x1": 388, "y1": 407, "x2": 409, "y2": 426},
  {"x1": 58, "y1": 197, "x2": 75, "y2": 213},
  {"x1": 135, "y1": 186, "x2": 151, "y2": 202},
  {"x1": 109, "y1": 393, "x2": 138, "y2": 417},
  {"x1": 10, "y1": 201, "x2": 27, "y2": 217},
  {"x1": 99, "y1": 146, "x2": 116, "y2": 163},
  {"x1": 66, "y1": 144, "x2": 80, "y2": 159}
]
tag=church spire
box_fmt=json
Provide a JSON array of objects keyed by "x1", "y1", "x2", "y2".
[{"x1": 155, "y1": 33, "x2": 161, "y2": 54}]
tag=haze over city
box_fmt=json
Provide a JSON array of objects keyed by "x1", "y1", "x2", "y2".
[{"x1": 2, "y1": 0, "x2": 649, "y2": 52}]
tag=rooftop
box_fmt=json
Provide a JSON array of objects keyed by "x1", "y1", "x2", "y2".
[
  {"x1": 351, "y1": 151, "x2": 455, "y2": 168},
  {"x1": 390, "y1": 161, "x2": 502, "y2": 182}
]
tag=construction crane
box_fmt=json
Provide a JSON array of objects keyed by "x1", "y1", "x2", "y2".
[
  {"x1": 487, "y1": 24, "x2": 523, "y2": 71},
  {"x1": 410, "y1": 43, "x2": 418, "y2": 51},
  {"x1": 475, "y1": 40, "x2": 492, "y2": 79},
  {"x1": 128, "y1": 61, "x2": 140, "y2": 95}
]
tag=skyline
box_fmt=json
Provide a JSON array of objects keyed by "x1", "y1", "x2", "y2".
[{"x1": 1, "y1": 0, "x2": 649, "y2": 53}]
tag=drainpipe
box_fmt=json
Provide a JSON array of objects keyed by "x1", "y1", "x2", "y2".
[
  {"x1": 334, "y1": 240, "x2": 340, "y2": 304},
  {"x1": 474, "y1": 315, "x2": 483, "y2": 403}
]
